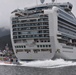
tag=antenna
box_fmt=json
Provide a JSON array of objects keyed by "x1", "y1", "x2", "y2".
[
  {"x1": 40, "y1": 0, "x2": 45, "y2": 4},
  {"x1": 55, "y1": 0, "x2": 57, "y2": 3},
  {"x1": 36, "y1": 0, "x2": 38, "y2": 5}
]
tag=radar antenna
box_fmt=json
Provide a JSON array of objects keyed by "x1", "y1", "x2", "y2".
[{"x1": 40, "y1": 0, "x2": 45, "y2": 4}]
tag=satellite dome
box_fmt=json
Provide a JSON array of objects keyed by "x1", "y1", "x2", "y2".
[
  {"x1": 40, "y1": 0, "x2": 45, "y2": 4},
  {"x1": 52, "y1": 0, "x2": 55, "y2": 2}
]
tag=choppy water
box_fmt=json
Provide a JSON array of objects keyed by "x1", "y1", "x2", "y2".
[
  {"x1": 0, "y1": 65, "x2": 76, "y2": 75},
  {"x1": 0, "y1": 59, "x2": 76, "y2": 75}
]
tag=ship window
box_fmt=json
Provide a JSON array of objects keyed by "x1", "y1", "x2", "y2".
[
  {"x1": 33, "y1": 49, "x2": 40, "y2": 53},
  {"x1": 21, "y1": 46, "x2": 23, "y2": 48},
  {"x1": 40, "y1": 45, "x2": 42, "y2": 47},
  {"x1": 60, "y1": 5, "x2": 66, "y2": 7},
  {"x1": 46, "y1": 45, "x2": 48, "y2": 47},
  {"x1": 41, "y1": 40, "x2": 43, "y2": 42},
  {"x1": 43, "y1": 30, "x2": 49, "y2": 33},
  {"x1": 24, "y1": 49, "x2": 31, "y2": 52},
  {"x1": 31, "y1": 35, "x2": 33, "y2": 37},
  {"x1": 43, "y1": 18, "x2": 48, "y2": 21},
  {"x1": 39, "y1": 35, "x2": 42, "y2": 37},
  {"x1": 18, "y1": 32, "x2": 21, "y2": 34},
  {"x1": 44, "y1": 34, "x2": 49, "y2": 37},
  {"x1": 37, "y1": 40, "x2": 39, "y2": 42},
  {"x1": 38, "y1": 30, "x2": 42, "y2": 33},
  {"x1": 12, "y1": 25, "x2": 16, "y2": 27},
  {"x1": 16, "y1": 45, "x2": 26, "y2": 48},
  {"x1": 13, "y1": 36, "x2": 17, "y2": 39},
  {"x1": 14, "y1": 40, "x2": 16, "y2": 43},
  {"x1": 25, "y1": 35, "x2": 27, "y2": 38},
  {"x1": 37, "y1": 45, "x2": 39, "y2": 47},
  {"x1": 26, "y1": 50, "x2": 30, "y2": 53},
  {"x1": 41, "y1": 49, "x2": 52, "y2": 52},
  {"x1": 49, "y1": 45, "x2": 51, "y2": 47},
  {"x1": 48, "y1": 40, "x2": 50, "y2": 42},
  {"x1": 69, "y1": 6, "x2": 72, "y2": 10},
  {"x1": 41, "y1": 49, "x2": 47, "y2": 51},
  {"x1": 44, "y1": 40, "x2": 46, "y2": 42},
  {"x1": 43, "y1": 22, "x2": 49, "y2": 25},
  {"x1": 43, "y1": 45, "x2": 45, "y2": 47},
  {"x1": 24, "y1": 46, "x2": 26, "y2": 48},
  {"x1": 34, "y1": 39, "x2": 39, "y2": 42},
  {"x1": 19, "y1": 46, "x2": 21, "y2": 48},
  {"x1": 16, "y1": 49, "x2": 23, "y2": 53}
]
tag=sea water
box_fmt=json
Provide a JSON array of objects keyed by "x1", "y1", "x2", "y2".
[{"x1": 0, "y1": 59, "x2": 76, "y2": 75}]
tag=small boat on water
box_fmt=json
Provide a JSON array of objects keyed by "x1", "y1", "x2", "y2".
[{"x1": 0, "y1": 51, "x2": 19, "y2": 64}]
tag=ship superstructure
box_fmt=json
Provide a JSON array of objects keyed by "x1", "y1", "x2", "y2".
[{"x1": 11, "y1": 2, "x2": 76, "y2": 61}]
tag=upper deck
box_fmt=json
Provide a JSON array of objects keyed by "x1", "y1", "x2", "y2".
[{"x1": 11, "y1": 2, "x2": 73, "y2": 18}]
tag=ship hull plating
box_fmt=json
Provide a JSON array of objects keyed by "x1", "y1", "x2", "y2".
[{"x1": 11, "y1": 2, "x2": 76, "y2": 61}]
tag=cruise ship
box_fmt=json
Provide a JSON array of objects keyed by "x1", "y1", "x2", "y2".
[{"x1": 11, "y1": 1, "x2": 76, "y2": 61}]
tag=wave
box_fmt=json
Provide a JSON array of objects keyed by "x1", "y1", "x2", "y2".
[
  {"x1": 19, "y1": 59, "x2": 76, "y2": 68},
  {"x1": 0, "y1": 58, "x2": 76, "y2": 68}
]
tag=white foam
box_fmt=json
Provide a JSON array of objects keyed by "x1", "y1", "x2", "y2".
[
  {"x1": 0, "y1": 59, "x2": 76, "y2": 68},
  {"x1": 19, "y1": 59, "x2": 76, "y2": 68},
  {"x1": 0, "y1": 61, "x2": 16, "y2": 66}
]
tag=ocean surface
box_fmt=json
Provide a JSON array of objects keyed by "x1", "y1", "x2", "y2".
[{"x1": 0, "y1": 59, "x2": 76, "y2": 75}]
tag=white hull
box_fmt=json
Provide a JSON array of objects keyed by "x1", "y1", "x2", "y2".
[
  {"x1": 11, "y1": 2, "x2": 76, "y2": 61},
  {"x1": 55, "y1": 44, "x2": 76, "y2": 60}
]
